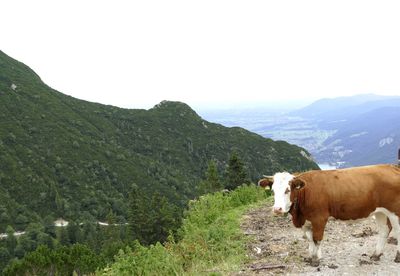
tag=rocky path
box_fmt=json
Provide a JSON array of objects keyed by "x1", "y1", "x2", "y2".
[{"x1": 235, "y1": 201, "x2": 400, "y2": 275}]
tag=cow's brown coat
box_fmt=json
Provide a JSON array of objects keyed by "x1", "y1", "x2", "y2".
[{"x1": 289, "y1": 164, "x2": 400, "y2": 243}]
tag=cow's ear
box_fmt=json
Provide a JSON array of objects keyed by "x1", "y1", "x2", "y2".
[
  {"x1": 290, "y1": 179, "x2": 305, "y2": 190},
  {"x1": 258, "y1": 178, "x2": 273, "y2": 190}
]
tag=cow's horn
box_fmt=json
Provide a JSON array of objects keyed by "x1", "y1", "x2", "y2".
[{"x1": 263, "y1": 175, "x2": 273, "y2": 178}]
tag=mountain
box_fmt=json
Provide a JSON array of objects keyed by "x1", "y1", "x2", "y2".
[
  {"x1": 0, "y1": 50, "x2": 318, "y2": 230},
  {"x1": 290, "y1": 94, "x2": 398, "y2": 127},
  {"x1": 202, "y1": 94, "x2": 400, "y2": 168},
  {"x1": 284, "y1": 94, "x2": 400, "y2": 166},
  {"x1": 291, "y1": 94, "x2": 398, "y2": 117},
  {"x1": 316, "y1": 106, "x2": 400, "y2": 166}
]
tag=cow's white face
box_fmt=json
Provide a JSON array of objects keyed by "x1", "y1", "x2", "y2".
[{"x1": 271, "y1": 172, "x2": 294, "y2": 214}]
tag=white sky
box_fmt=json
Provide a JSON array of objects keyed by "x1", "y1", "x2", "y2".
[{"x1": 1, "y1": 0, "x2": 400, "y2": 110}]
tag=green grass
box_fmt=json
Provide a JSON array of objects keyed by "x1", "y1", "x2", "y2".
[{"x1": 99, "y1": 184, "x2": 269, "y2": 275}]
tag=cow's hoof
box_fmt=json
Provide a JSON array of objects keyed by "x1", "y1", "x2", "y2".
[
  {"x1": 387, "y1": 237, "x2": 398, "y2": 245},
  {"x1": 310, "y1": 257, "x2": 320, "y2": 267},
  {"x1": 394, "y1": 251, "x2": 400, "y2": 263},
  {"x1": 304, "y1": 257, "x2": 312, "y2": 263},
  {"x1": 370, "y1": 253, "x2": 382, "y2": 261}
]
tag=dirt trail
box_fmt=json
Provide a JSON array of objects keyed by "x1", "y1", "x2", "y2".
[{"x1": 235, "y1": 201, "x2": 400, "y2": 275}]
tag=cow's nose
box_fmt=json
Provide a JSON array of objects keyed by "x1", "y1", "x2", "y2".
[{"x1": 273, "y1": 207, "x2": 283, "y2": 214}]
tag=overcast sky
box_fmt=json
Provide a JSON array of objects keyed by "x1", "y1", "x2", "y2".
[{"x1": 1, "y1": 0, "x2": 400, "y2": 110}]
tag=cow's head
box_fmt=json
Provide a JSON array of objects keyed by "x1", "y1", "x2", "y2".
[
  {"x1": 259, "y1": 172, "x2": 306, "y2": 215},
  {"x1": 270, "y1": 172, "x2": 295, "y2": 214}
]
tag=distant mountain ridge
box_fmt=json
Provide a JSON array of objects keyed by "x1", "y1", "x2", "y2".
[
  {"x1": 0, "y1": 50, "x2": 318, "y2": 230},
  {"x1": 316, "y1": 105, "x2": 400, "y2": 166},
  {"x1": 291, "y1": 94, "x2": 400, "y2": 122},
  {"x1": 291, "y1": 94, "x2": 400, "y2": 166},
  {"x1": 203, "y1": 94, "x2": 400, "y2": 168}
]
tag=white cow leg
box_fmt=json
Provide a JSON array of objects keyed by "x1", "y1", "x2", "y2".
[
  {"x1": 302, "y1": 223, "x2": 314, "y2": 257},
  {"x1": 307, "y1": 241, "x2": 322, "y2": 267},
  {"x1": 302, "y1": 223, "x2": 322, "y2": 267},
  {"x1": 387, "y1": 213, "x2": 400, "y2": 262},
  {"x1": 371, "y1": 212, "x2": 390, "y2": 261},
  {"x1": 316, "y1": 241, "x2": 322, "y2": 259}
]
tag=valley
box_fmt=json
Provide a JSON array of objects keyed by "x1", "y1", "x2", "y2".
[{"x1": 200, "y1": 94, "x2": 400, "y2": 168}]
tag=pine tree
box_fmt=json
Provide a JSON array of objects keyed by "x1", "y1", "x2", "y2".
[
  {"x1": 67, "y1": 221, "x2": 83, "y2": 244},
  {"x1": 0, "y1": 247, "x2": 10, "y2": 269},
  {"x1": 82, "y1": 221, "x2": 97, "y2": 250},
  {"x1": 5, "y1": 225, "x2": 17, "y2": 256},
  {"x1": 148, "y1": 192, "x2": 178, "y2": 243},
  {"x1": 93, "y1": 223, "x2": 103, "y2": 253},
  {"x1": 225, "y1": 151, "x2": 249, "y2": 190},
  {"x1": 105, "y1": 209, "x2": 119, "y2": 242},
  {"x1": 55, "y1": 191, "x2": 64, "y2": 217},
  {"x1": 37, "y1": 232, "x2": 54, "y2": 249},
  {"x1": 127, "y1": 184, "x2": 149, "y2": 244},
  {"x1": 199, "y1": 159, "x2": 223, "y2": 194},
  {"x1": 58, "y1": 226, "x2": 70, "y2": 246},
  {"x1": 43, "y1": 215, "x2": 56, "y2": 238}
]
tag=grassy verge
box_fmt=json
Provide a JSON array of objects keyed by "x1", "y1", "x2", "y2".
[{"x1": 99, "y1": 184, "x2": 268, "y2": 275}]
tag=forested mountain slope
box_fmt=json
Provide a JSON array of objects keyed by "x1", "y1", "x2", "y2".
[{"x1": 0, "y1": 50, "x2": 318, "y2": 230}]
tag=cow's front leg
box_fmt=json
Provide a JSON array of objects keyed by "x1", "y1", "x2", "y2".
[
  {"x1": 309, "y1": 217, "x2": 328, "y2": 267},
  {"x1": 302, "y1": 222, "x2": 314, "y2": 258},
  {"x1": 371, "y1": 212, "x2": 390, "y2": 261}
]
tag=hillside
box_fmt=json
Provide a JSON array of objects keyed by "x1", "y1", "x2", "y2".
[{"x1": 0, "y1": 50, "x2": 318, "y2": 230}]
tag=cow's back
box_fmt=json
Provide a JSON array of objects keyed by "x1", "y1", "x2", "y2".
[{"x1": 297, "y1": 164, "x2": 400, "y2": 220}]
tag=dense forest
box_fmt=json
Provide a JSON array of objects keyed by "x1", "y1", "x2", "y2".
[{"x1": 0, "y1": 50, "x2": 319, "y2": 273}]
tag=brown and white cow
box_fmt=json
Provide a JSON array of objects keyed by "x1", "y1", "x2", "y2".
[{"x1": 260, "y1": 164, "x2": 400, "y2": 266}]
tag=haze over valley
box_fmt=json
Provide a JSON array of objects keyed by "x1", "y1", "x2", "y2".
[{"x1": 200, "y1": 94, "x2": 400, "y2": 168}]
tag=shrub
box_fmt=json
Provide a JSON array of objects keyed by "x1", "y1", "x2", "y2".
[{"x1": 101, "y1": 242, "x2": 183, "y2": 276}]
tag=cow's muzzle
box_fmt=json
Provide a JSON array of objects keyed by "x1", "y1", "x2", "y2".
[{"x1": 273, "y1": 207, "x2": 284, "y2": 215}]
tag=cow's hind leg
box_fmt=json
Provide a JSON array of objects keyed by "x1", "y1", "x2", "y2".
[
  {"x1": 371, "y1": 212, "x2": 390, "y2": 261},
  {"x1": 386, "y1": 212, "x2": 400, "y2": 262}
]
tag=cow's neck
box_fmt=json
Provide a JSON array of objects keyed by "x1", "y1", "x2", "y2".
[{"x1": 290, "y1": 189, "x2": 306, "y2": 228}]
